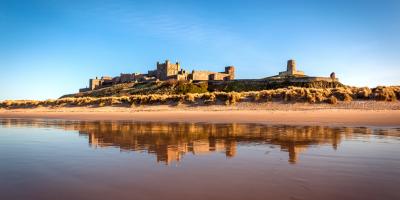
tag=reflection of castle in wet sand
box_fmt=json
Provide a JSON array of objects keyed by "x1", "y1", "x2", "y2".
[
  {"x1": 89, "y1": 135, "x2": 237, "y2": 163},
  {"x1": 1, "y1": 119, "x2": 398, "y2": 164},
  {"x1": 79, "y1": 123, "x2": 373, "y2": 164},
  {"x1": 85, "y1": 124, "x2": 238, "y2": 164}
]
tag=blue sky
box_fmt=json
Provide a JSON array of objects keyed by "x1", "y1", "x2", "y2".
[{"x1": 0, "y1": 0, "x2": 399, "y2": 100}]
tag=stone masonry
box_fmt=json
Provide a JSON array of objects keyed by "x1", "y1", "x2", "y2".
[{"x1": 79, "y1": 60, "x2": 235, "y2": 91}]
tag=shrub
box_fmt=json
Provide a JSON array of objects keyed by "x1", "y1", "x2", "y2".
[
  {"x1": 176, "y1": 81, "x2": 208, "y2": 94},
  {"x1": 215, "y1": 92, "x2": 229, "y2": 102},
  {"x1": 327, "y1": 96, "x2": 338, "y2": 104},
  {"x1": 250, "y1": 92, "x2": 261, "y2": 101},
  {"x1": 202, "y1": 93, "x2": 216, "y2": 104},
  {"x1": 372, "y1": 86, "x2": 397, "y2": 101},
  {"x1": 228, "y1": 92, "x2": 242, "y2": 105},
  {"x1": 185, "y1": 93, "x2": 197, "y2": 103},
  {"x1": 306, "y1": 94, "x2": 316, "y2": 104},
  {"x1": 259, "y1": 91, "x2": 272, "y2": 102},
  {"x1": 354, "y1": 87, "x2": 371, "y2": 99},
  {"x1": 331, "y1": 88, "x2": 352, "y2": 101}
]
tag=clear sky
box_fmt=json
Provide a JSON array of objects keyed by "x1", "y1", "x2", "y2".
[{"x1": 0, "y1": 0, "x2": 399, "y2": 100}]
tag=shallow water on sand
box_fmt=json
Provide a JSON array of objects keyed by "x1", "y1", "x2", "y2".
[{"x1": 0, "y1": 119, "x2": 399, "y2": 200}]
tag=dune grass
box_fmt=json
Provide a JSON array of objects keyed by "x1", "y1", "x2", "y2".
[{"x1": 1, "y1": 86, "x2": 399, "y2": 109}]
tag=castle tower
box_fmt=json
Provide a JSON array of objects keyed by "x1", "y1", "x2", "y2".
[
  {"x1": 224, "y1": 66, "x2": 235, "y2": 80},
  {"x1": 89, "y1": 78, "x2": 101, "y2": 90},
  {"x1": 287, "y1": 59, "x2": 296, "y2": 75},
  {"x1": 278, "y1": 59, "x2": 304, "y2": 77},
  {"x1": 176, "y1": 61, "x2": 180, "y2": 71}
]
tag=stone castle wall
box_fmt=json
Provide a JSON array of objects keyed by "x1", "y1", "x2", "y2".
[
  {"x1": 119, "y1": 73, "x2": 136, "y2": 83},
  {"x1": 191, "y1": 71, "x2": 213, "y2": 80},
  {"x1": 209, "y1": 73, "x2": 229, "y2": 80},
  {"x1": 190, "y1": 66, "x2": 235, "y2": 81}
]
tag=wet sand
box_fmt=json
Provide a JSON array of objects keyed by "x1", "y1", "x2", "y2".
[
  {"x1": 2, "y1": 119, "x2": 400, "y2": 200},
  {"x1": 1, "y1": 104, "x2": 399, "y2": 126}
]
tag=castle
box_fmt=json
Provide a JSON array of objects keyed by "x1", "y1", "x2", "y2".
[
  {"x1": 278, "y1": 59, "x2": 305, "y2": 77},
  {"x1": 79, "y1": 59, "x2": 337, "y2": 92},
  {"x1": 80, "y1": 60, "x2": 235, "y2": 92}
]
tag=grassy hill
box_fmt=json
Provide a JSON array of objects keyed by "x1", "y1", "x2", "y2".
[
  {"x1": 2, "y1": 79, "x2": 398, "y2": 109},
  {"x1": 61, "y1": 79, "x2": 344, "y2": 98},
  {"x1": 1, "y1": 83, "x2": 398, "y2": 109}
]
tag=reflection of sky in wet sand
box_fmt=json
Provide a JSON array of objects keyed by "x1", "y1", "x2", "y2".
[{"x1": 2, "y1": 119, "x2": 399, "y2": 164}]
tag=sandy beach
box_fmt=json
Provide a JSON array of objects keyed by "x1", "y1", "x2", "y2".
[{"x1": 1, "y1": 102, "x2": 399, "y2": 127}]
